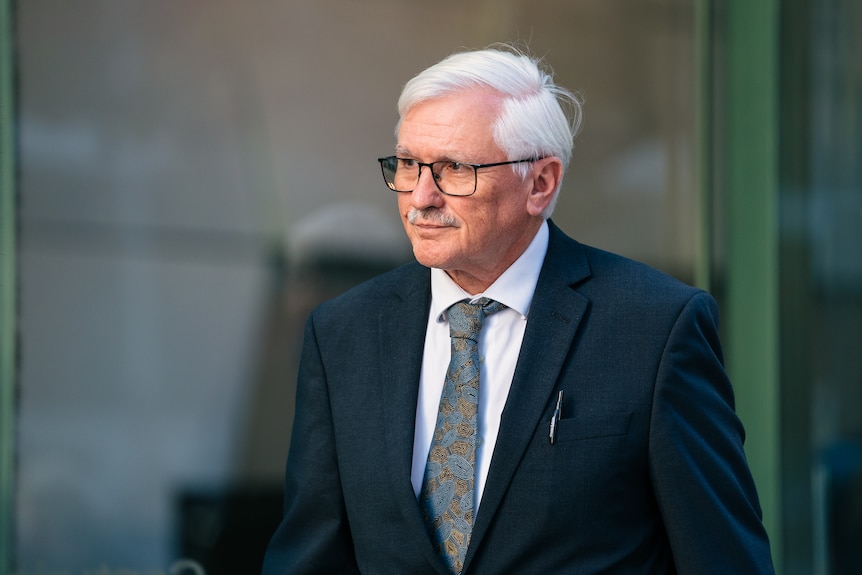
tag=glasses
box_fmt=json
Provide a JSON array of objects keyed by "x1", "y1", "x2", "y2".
[{"x1": 377, "y1": 156, "x2": 543, "y2": 197}]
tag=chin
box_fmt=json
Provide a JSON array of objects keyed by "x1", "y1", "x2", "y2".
[
  {"x1": 411, "y1": 244, "x2": 452, "y2": 270},
  {"x1": 413, "y1": 252, "x2": 442, "y2": 269}
]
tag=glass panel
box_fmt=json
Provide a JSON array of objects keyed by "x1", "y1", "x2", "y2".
[
  {"x1": 806, "y1": 1, "x2": 862, "y2": 573},
  {"x1": 14, "y1": 0, "x2": 699, "y2": 571},
  {"x1": 779, "y1": 0, "x2": 862, "y2": 573}
]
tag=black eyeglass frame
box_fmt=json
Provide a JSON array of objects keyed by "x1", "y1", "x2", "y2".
[{"x1": 377, "y1": 156, "x2": 545, "y2": 197}]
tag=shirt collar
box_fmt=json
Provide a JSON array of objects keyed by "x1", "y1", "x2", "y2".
[{"x1": 430, "y1": 220, "x2": 549, "y2": 322}]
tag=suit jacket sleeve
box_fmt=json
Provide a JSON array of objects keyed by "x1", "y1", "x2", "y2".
[
  {"x1": 649, "y1": 291, "x2": 774, "y2": 574},
  {"x1": 261, "y1": 311, "x2": 361, "y2": 575}
]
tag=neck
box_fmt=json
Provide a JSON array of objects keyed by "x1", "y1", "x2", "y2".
[
  {"x1": 445, "y1": 220, "x2": 544, "y2": 294},
  {"x1": 445, "y1": 270, "x2": 493, "y2": 295}
]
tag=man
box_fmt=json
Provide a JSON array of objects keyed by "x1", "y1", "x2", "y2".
[{"x1": 262, "y1": 46, "x2": 774, "y2": 574}]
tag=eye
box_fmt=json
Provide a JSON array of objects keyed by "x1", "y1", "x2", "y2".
[
  {"x1": 447, "y1": 162, "x2": 467, "y2": 172},
  {"x1": 397, "y1": 158, "x2": 417, "y2": 168}
]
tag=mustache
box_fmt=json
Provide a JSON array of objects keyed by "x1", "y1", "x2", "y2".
[{"x1": 407, "y1": 208, "x2": 460, "y2": 227}]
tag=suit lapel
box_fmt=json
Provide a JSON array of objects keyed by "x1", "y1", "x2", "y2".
[
  {"x1": 465, "y1": 223, "x2": 592, "y2": 569},
  {"x1": 377, "y1": 264, "x2": 453, "y2": 574}
]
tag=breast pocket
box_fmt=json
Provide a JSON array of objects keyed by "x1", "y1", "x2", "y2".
[{"x1": 553, "y1": 411, "x2": 632, "y2": 443}]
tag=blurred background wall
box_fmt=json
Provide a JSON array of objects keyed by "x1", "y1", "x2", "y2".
[
  {"x1": 13, "y1": 1, "x2": 700, "y2": 571},
  {"x1": 4, "y1": 0, "x2": 861, "y2": 574}
]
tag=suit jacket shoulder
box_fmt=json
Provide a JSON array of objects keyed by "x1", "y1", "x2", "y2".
[
  {"x1": 324, "y1": 259, "x2": 428, "y2": 303},
  {"x1": 544, "y1": 220, "x2": 704, "y2": 315},
  {"x1": 311, "y1": 260, "x2": 431, "y2": 328}
]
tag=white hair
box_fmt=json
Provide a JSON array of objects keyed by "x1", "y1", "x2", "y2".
[{"x1": 396, "y1": 45, "x2": 583, "y2": 218}]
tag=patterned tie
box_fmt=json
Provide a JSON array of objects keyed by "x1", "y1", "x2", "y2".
[{"x1": 419, "y1": 297, "x2": 506, "y2": 574}]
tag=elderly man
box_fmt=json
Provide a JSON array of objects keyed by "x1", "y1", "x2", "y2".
[{"x1": 262, "y1": 46, "x2": 774, "y2": 575}]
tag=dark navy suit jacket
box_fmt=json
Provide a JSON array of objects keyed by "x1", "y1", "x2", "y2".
[{"x1": 263, "y1": 221, "x2": 774, "y2": 574}]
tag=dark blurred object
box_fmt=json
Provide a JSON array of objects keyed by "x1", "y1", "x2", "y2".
[
  {"x1": 820, "y1": 438, "x2": 862, "y2": 575},
  {"x1": 177, "y1": 485, "x2": 283, "y2": 575}
]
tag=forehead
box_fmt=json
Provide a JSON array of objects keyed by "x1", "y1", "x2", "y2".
[{"x1": 397, "y1": 88, "x2": 504, "y2": 159}]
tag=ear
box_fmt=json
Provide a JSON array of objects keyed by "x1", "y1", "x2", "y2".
[{"x1": 526, "y1": 157, "x2": 563, "y2": 217}]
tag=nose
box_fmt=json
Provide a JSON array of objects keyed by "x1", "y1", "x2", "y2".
[{"x1": 410, "y1": 164, "x2": 445, "y2": 209}]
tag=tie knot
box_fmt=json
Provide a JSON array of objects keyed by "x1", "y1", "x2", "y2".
[{"x1": 448, "y1": 298, "x2": 506, "y2": 340}]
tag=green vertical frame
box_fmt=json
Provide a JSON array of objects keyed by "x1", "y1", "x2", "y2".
[
  {"x1": 722, "y1": 0, "x2": 782, "y2": 571},
  {"x1": 0, "y1": 0, "x2": 15, "y2": 572},
  {"x1": 694, "y1": 0, "x2": 713, "y2": 292}
]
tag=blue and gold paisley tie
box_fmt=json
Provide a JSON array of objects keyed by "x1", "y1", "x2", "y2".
[{"x1": 419, "y1": 298, "x2": 506, "y2": 574}]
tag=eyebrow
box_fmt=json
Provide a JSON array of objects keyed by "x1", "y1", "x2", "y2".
[
  {"x1": 394, "y1": 146, "x2": 412, "y2": 157},
  {"x1": 394, "y1": 146, "x2": 465, "y2": 163}
]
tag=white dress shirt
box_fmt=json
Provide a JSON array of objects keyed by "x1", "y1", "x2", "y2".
[{"x1": 410, "y1": 221, "x2": 549, "y2": 516}]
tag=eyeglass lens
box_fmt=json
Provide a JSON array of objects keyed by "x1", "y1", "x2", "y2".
[{"x1": 380, "y1": 157, "x2": 476, "y2": 196}]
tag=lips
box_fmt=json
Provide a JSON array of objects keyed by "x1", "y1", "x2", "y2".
[{"x1": 411, "y1": 223, "x2": 453, "y2": 238}]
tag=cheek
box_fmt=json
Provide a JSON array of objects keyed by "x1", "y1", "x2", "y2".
[
  {"x1": 396, "y1": 194, "x2": 411, "y2": 215},
  {"x1": 470, "y1": 200, "x2": 512, "y2": 233}
]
